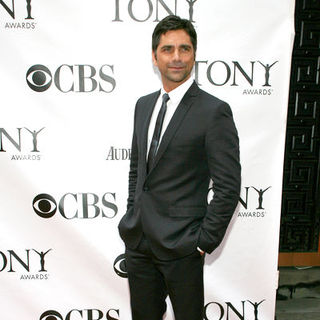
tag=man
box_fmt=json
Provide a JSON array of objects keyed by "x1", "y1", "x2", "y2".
[{"x1": 118, "y1": 15, "x2": 241, "y2": 320}]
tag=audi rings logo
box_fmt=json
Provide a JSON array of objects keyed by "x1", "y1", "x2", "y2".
[
  {"x1": 113, "y1": 254, "x2": 127, "y2": 278},
  {"x1": 26, "y1": 65, "x2": 52, "y2": 92}
]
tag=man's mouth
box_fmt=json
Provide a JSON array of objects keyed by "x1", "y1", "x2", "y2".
[{"x1": 169, "y1": 65, "x2": 185, "y2": 71}]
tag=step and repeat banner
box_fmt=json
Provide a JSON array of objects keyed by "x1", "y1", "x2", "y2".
[{"x1": 0, "y1": 1, "x2": 295, "y2": 319}]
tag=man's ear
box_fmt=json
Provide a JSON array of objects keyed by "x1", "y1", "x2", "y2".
[{"x1": 152, "y1": 51, "x2": 158, "y2": 67}]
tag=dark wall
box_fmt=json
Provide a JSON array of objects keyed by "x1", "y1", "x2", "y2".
[{"x1": 280, "y1": 0, "x2": 320, "y2": 252}]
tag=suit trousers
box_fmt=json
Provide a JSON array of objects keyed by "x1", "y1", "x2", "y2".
[{"x1": 125, "y1": 236, "x2": 204, "y2": 320}]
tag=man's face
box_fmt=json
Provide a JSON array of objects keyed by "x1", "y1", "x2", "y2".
[{"x1": 152, "y1": 29, "x2": 195, "y2": 92}]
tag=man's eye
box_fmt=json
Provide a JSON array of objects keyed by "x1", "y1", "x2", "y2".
[{"x1": 181, "y1": 46, "x2": 191, "y2": 52}]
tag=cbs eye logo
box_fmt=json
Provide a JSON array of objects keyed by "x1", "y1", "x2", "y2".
[
  {"x1": 26, "y1": 65, "x2": 52, "y2": 92},
  {"x1": 40, "y1": 310, "x2": 63, "y2": 320},
  {"x1": 113, "y1": 254, "x2": 127, "y2": 278},
  {"x1": 33, "y1": 193, "x2": 57, "y2": 218},
  {"x1": 39, "y1": 309, "x2": 120, "y2": 320}
]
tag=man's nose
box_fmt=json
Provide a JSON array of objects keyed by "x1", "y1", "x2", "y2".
[{"x1": 172, "y1": 48, "x2": 181, "y2": 61}]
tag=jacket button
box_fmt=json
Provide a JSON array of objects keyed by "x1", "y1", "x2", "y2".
[{"x1": 143, "y1": 186, "x2": 149, "y2": 192}]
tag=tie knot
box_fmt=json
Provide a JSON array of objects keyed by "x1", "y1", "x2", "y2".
[{"x1": 162, "y1": 93, "x2": 170, "y2": 103}]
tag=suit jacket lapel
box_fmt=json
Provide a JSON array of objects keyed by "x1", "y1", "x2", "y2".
[{"x1": 148, "y1": 82, "x2": 199, "y2": 175}]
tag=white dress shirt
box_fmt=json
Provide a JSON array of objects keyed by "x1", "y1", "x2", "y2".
[{"x1": 147, "y1": 77, "x2": 194, "y2": 156}]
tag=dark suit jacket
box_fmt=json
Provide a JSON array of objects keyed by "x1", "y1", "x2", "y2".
[{"x1": 118, "y1": 81, "x2": 241, "y2": 260}]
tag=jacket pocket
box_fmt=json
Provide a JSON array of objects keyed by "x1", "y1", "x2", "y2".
[{"x1": 168, "y1": 206, "x2": 206, "y2": 217}]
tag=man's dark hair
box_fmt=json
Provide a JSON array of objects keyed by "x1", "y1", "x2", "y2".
[{"x1": 152, "y1": 15, "x2": 197, "y2": 54}]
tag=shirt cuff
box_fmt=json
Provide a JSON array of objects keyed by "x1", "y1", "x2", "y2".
[{"x1": 197, "y1": 247, "x2": 205, "y2": 254}]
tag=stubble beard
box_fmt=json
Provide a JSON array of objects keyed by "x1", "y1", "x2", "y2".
[{"x1": 164, "y1": 66, "x2": 192, "y2": 85}]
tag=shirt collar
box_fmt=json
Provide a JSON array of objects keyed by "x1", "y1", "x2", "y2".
[{"x1": 161, "y1": 77, "x2": 194, "y2": 105}]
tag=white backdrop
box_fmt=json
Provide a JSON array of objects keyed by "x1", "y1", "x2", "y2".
[{"x1": 0, "y1": 0, "x2": 295, "y2": 319}]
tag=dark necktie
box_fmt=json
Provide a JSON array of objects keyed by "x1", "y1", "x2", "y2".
[{"x1": 147, "y1": 93, "x2": 170, "y2": 173}]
